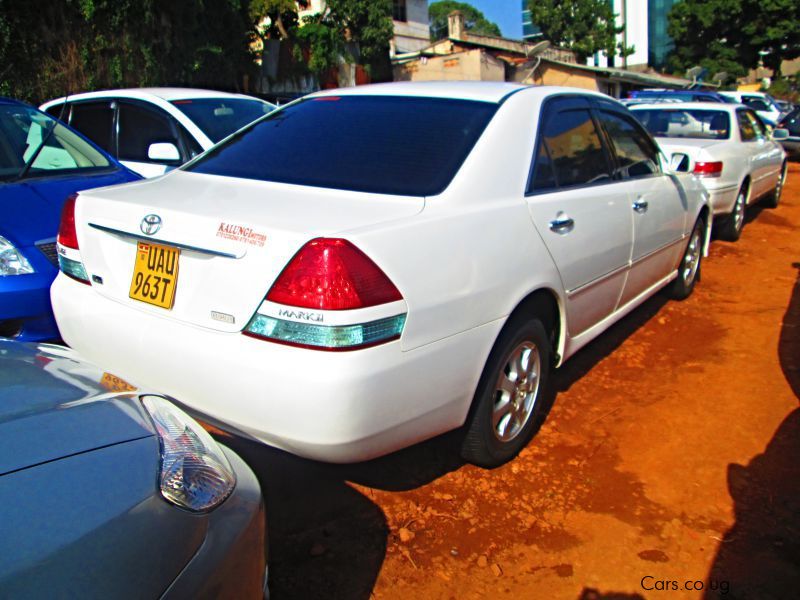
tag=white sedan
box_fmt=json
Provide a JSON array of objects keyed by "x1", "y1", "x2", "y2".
[
  {"x1": 51, "y1": 83, "x2": 710, "y2": 467},
  {"x1": 631, "y1": 102, "x2": 788, "y2": 241},
  {"x1": 41, "y1": 88, "x2": 274, "y2": 178}
]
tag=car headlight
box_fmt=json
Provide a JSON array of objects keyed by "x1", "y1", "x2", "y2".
[
  {"x1": 141, "y1": 395, "x2": 236, "y2": 512},
  {"x1": 0, "y1": 236, "x2": 35, "y2": 276}
]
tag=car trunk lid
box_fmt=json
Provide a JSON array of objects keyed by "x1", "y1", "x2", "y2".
[{"x1": 73, "y1": 171, "x2": 424, "y2": 332}]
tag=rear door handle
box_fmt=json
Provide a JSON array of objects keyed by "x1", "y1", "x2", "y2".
[
  {"x1": 549, "y1": 212, "x2": 574, "y2": 233},
  {"x1": 633, "y1": 198, "x2": 649, "y2": 213}
]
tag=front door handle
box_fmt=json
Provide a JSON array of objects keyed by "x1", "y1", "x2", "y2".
[
  {"x1": 633, "y1": 198, "x2": 649, "y2": 213},
  {"x1": 549, "y1": 212, "x2": 575, "y2": 233}
]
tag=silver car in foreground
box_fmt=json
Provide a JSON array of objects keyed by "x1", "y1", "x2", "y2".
[{"x1": 0, "y1": 340, "x2": 267, "y2": 598}]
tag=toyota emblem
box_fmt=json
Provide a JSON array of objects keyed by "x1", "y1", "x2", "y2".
[{"x1": 140, "y1": 214, "x2": 162, "y2": 236}]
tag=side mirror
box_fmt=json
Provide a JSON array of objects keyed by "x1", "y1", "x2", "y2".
[
  {"x1": 147, "y1": 142, "x2": 180, "y2": 162},
  {"x1": 669, "y1": 152, "x2": 690, "y2": 173},
  {"x1": 772, "y1": 128, "x2": 790, "y2": 140}
]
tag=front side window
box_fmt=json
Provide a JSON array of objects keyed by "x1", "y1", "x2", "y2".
[
  {"x1": 633, "y1": 108, "x2": 731, "y2": 140},
  {"x1": 598, "y1": 110, "x2": 660, "y2": 178},
  {"x1": 745, "y1": 111, "x2": 767, "y2": 139},
  {"x1": 187, "y1": 95, "x2": 498, "y2": 197},
  {"x1": 0, "y1": 104, "x2": 111, "y2": 181},
  {"x1": 118, "y1": 103, "x2": 181, "y2": 163},
  {"x1": 529, "y1": 107, "x2": 612, "y2": 192}
]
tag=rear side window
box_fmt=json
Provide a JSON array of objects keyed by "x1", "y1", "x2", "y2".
[
  {"x1": 187, "y1": 96, "x2": 498, "y2": 196},
  {"x1": 598, "y1": 111, "x2": 660, "y2": 178},
  {"x1": 69, "y1": 102, "x2": 114, "y2": 153},
  {"x1": 118, "y1": 103, "x2": 181, "y2": 163},
  {"x1": 742, "y1": 96, "x2": 770, "y2": 112},
  {"x1": 529, "y1": 107, "x2": 611, "y2": 192},
  {"x1": 737, "y1": 110, "x2": 757, "y2": 141}
]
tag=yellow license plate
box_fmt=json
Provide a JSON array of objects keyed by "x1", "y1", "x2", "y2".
[
  {"x1": 100, "y1": 372, "x2": 137, "y2": 393},
  {"x1": 129, "y1": 241, "x2": 180, "y2": 309}
]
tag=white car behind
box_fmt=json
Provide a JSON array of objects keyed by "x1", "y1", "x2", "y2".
[
  {"x1": 41, "y1": 88, "x2": 274, "y2": 178},
  {"x1": 631, "y1": 102, "x2": 788, "y2": 241},
  {"x1": 51, "y1": 83, "x2": 710, "y2": 468}
]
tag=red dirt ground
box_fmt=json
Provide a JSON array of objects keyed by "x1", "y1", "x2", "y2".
[{"x1": 221, "y1": 162, "x2": 800, "y2": 600}]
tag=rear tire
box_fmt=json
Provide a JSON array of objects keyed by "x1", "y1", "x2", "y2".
[
  {"x1": 461, "y1": 315, "x2": 552, "y2": 468},
  {"x1": 762, "y1": 161, "x2": 787, "y2": 209},
  {"x1": 717, "y1": 184, "x2": 747, "y2": 242},
  {"x1": 665, "y1": 217, "x2": 704, "y2": 300}
]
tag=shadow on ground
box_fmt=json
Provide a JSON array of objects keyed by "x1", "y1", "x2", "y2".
[{"x1": 703, "y1": 263, "x2": 800, "y2": 598}]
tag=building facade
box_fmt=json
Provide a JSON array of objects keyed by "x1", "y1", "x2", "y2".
[{"x1": 523, "y1": 0, "x2": 678, "y2": 70}]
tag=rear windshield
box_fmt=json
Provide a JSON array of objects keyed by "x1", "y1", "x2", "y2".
[
  {"x1": 186, "y1": 95, "x2": 498, "y2": 196},
  {"x1": 170, "y1": 98, "x2": 274, "y2": 143},
  {"x1": 633, "y1": 109, "x2": 731, "y2": 140}
]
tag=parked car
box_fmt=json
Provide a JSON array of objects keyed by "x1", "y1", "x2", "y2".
[
  {"x1": 0, "y1": 340, "x2": 267, "y2": 597},
  {"x1": 41, "y1": 89, "x2": 275, "y2": 178},
  {"x1": 718, "y1": 91, "x2": 784, "y2": 126},
  {"x1": 51, "y1": 82, "x2": 711, "y2": 468},
  {"x1": 777, "y1": 105, "x2": 800, "y2": 158},
  {"x1": 626, "y1": 89, "x2": 733, "y2": 105},
  {"x1": 631, "y1": 102, "x2": 787, "y2": 241},
  {"x1": 0, "y1": 97, "x2": 140, "y2": 341}
]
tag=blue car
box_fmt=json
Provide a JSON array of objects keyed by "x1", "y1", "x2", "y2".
[
  {"x1": 0, "y1": 97, "x2": 140, "y2": 341},
  {"x1": 0, "y1": 340, "x2": 268, "y2": 597}
]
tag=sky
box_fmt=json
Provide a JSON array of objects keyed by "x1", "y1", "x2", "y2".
[{"x1": 429, "y1": 0, "x2": 524, "y2": 40}]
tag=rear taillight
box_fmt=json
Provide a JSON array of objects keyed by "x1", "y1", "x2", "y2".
[
  {"x1": 56, "y1": 193, "x2": 89, "y2": 284},
  {"x1": 57, "y1": 194, "x2": 79, "y2": 250},
  {"x1": 245, "y1": 238, "x2": 405, "y2": 350},
  {"x1": 693, "y1": 161, "x2": 723, "y2": 177},
  {"x1": 266, "y1": 238, "x2": 402, "y2": 310}
]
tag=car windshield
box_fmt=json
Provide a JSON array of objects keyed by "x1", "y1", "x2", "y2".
[
  {"x1": 170, "y1": 98, "x2": 274, "y2": 143},
  {"x1": 185, "y1": 95, "x2": 499, "y2": 197},
  {"x1": 633, "y1": 109, "x2": 731, "y2": 140},
  {"x1": 0, "y1": 104, "x2": 111, "y2": 181}
]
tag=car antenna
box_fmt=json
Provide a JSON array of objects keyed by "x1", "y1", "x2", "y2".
[{"x1": 13, "y1": 92, "x2": 71, "y2": 182}]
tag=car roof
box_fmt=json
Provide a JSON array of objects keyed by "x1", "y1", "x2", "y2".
[
  {"x1": 43, "y1": 87, "x2": 267, "y2": 104},
  {"x1": 308, "y1": 82, "x2": 614, "y2": 105},
  {"x1": 629, "y1": 101, "x2": 737, "y2": 112}
]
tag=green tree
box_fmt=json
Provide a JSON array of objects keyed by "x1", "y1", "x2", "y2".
[
  {"x1": 428, "y1": 1, "x2": 502, "y2": 41},
  {"x1": 741, "y1": 0, "x2": 800, "y2": 77},
  {"x1": 667, "y1": 0, "x2": 800, "y2": 79},
  {"x1": 527, "y1": 0, "x2": 633, "y2": 64}
]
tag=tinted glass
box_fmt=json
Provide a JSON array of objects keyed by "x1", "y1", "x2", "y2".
[
  {"x1": 534, "y1": 108, "x2": 611, "y2": 189},
  {"x1": 745, "y1": 110, "x2": 767, "y2": 138},
  {"x1": 782, "y1": 108, "x2": 800, "y2": 135},
  {"x1": 599, "y1": 111, "x2": 659, "y2": 178},
  {"x1": 170, "y1": 98, "x2": 274, "y2": 143},
  {"x1": 742, "y1": 96, "x2": 770, "y2": 112},
  {"x1": 529, "y1": 140, "x2": 556, "y2": 192},
  {"x1": 737, "y1": 110, "x2": 757, "y2": 141},
  {"x1": 188, "y1": 96, "x2": 498, "y2": 197},
  {"x1": 118, "y1": 103, "x2": 180, "y2": 162},
  {"x1": 69, "y1": 102, "x2": 114, "y2": 153},
  {"x1": 633, "y1": 108, "x2": 731, "y2": 140},
  {"x1": 0, "y1": 105, "x2": 111, "y2": 181}
]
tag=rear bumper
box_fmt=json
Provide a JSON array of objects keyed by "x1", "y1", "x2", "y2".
[
  {"x1": 704, "y1": 183, "x2": 739, "y2": 215},
  {"x1": 163, "y1": 446, "x2": 267, "y2": 599},
  {"x1": 0, "y1": 269, "x2": 59, "y2": 341},
  {"x1": 52, "y1": 274, "x2": 500, "y2": 462}
]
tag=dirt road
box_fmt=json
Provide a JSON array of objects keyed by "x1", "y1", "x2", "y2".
[{"x1": 221, "y1": 163, "x2": 800, "y2": 600}]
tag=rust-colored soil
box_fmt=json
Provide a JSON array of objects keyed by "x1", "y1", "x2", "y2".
[{"x1": 223, "y1": 163, "x2": 800, "y2": 600}]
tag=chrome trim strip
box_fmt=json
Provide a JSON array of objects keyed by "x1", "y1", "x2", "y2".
[
  {"x1": 88, "y1": 223, "x2": 239, "y2": 258},
  {"x1": 566, "y1": 236, "x2": 685, "y2": 297},
  {"x1": 566, "y1": 263, "x2": 628, "y2": 297}
]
